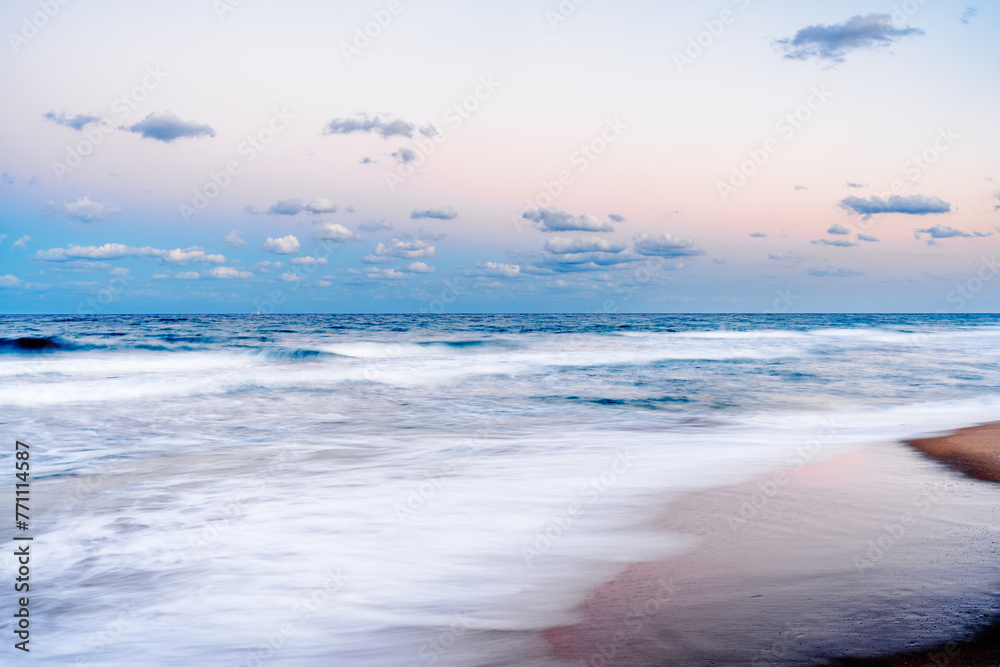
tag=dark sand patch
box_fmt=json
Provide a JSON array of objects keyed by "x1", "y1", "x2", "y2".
[{"x1": 542, "y1": 441, "x2": 1000, "y2": 666}]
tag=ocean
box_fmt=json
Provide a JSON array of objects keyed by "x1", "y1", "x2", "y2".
[{"x1": 4, "y1": 313, "x2": 1000, "y2": 665}]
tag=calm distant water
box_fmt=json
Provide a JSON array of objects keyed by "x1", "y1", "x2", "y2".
[{"x1": 4, "y1": 314, "x2": 1000, "y2": 665}]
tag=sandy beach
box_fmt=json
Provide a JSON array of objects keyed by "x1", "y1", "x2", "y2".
[{"x1": 543, "y1": 427, "x2": 1000, "y2": 666}]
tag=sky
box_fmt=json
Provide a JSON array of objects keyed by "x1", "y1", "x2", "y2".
[{"x1": 0, "y1": 0, "x2": 998, "y2": 313}]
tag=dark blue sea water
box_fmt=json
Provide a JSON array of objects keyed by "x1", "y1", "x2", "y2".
[{"x1": 3, "y1": 314, "x2": 1000, "y2": 665}]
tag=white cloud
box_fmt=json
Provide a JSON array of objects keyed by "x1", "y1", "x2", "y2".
[
  {"x1": 207, "y1": 267, "x2": 252, "y2": 279},
  {"x1": 279, "y1": 273, "x2": 302, "y2": 282},
  {"x1": 175, "y1": 271, "x2": 201, "y2": 280},
  {"x1": 163, "y1": 247, "x2": 226, "y2": 264},
  {"x1": 365, "y1": 237, "x2": 435, "y2": 262},
  {"x1": 225, "y1": 229, "x2": 247, "y2": 248},
  {"x1": 11, "y1": 236, "x2": 30, "y2": 249},
  {"x1": 0, "y1": 275, "x2": 21, "y2": 288},
  {"x1": 544, "y1": 237, "x2": 627, "y2": 254},
  {"x1": 366, "y1": 268, "x2": 408, "y2": 280},
  {"x1": 411, "y1": 206, "x2": 457, "y2": 220},
  {"x1": 33, "y1": 243, "x2": 164, "y2": 261},
  {"x1": 253, "y1": 261, "x2": 283, "y2": 272},
  {"x1": 477, "y1": 262, "x2": 521, "y2": 278},
  {"x1": 263, "y1": 235, "x2": 301, "y2": 255},
  {"x1": 632, "y1": 232, "x2": 704, "y2": 257},
  {"x1": 406, "y1": 261, "x2": 435, "y2": 273},
  {"x1": 48, "y1": 196, "x2": 121, "y2": 222},
  {"x1": 315, "y1": 223, "x2": 359, "y2": 242},
  {"x1": 523, "y1": 207, "x2": 614, "y2": 232},
  {"x1": 305, "y1": 198, "x2": 337, "y2": 213},
  {"x1": 291, "y1": 256, "x2": 329, "y2": 266}
]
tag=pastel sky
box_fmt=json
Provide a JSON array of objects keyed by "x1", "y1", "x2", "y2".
[{"x1": 1, "y1": 0, "x2": 998, "y2": 313}]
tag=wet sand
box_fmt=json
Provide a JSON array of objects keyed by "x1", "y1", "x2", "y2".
[{"x1": 542, "y1": 433, "x2": 1000, "y2": 666}]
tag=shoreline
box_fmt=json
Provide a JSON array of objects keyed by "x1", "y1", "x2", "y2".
[
  {"x1": 542, "y1": 424, "x2": 1000, "y2": 665},
  {"x1": 813, "y1": 422, "x2": 1000, "y2": 666}
]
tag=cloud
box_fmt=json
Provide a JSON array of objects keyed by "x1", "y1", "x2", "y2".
[
  {"x1": 544, "y1": 237, "x2": 627, "y2": 254},
  {"x1": 322, "y1": 114, "x2": 433, "y2": 139},
  {"x1": 0, "y1": 275, "x2": 21, "y2": 288},
  {"x1": 208, "y1": 267, "x2": 252, "y2": 279},
  {"x1": 11, "y1": 236, "x2": 30, "y2": 249},
  {"x1": 769, "y1": 252, "x2": 803, "y2": 261},
  {"x1": 290, "y1": 256, "x2": 329, "y2": 266},
  {"x1": 411, "y1": 206, "x2": 457, "y2": 220},
  {"x1": 633, "y1": 232, "x2": 704, "y2": 257},
  {"x1": 126, "y1": 112, "x2": 215, "y2": 142},
  {"x1": 392, "y1": 148, "x2": 416, "y2": 164},
  {"x1": 808, "y1": 265, "x2": 863, "y2": 277},
  {"x1": 364, "y1": 237, "x2": 434, "y2": 262},
  {"x1": 609, "y1": 214, "x2": 626, "y2": 223},
  {"x1": 305, "y1": 199, "x2": 337, "y2": 214},
  {"x1": 263, "y1": 235, "x2": 301, "y2": 255},
  {"x1": 994, "y1": 190, "x2": 1000, "y2": 212},
  {"x1": 777, "y1": 13, "x2": 924, "y2": 62},
  {"x1": 839, "y1": 194, "x2": 951, "y2": 219},
  {"x1": 358, "y1": 220, "x2": 393, "y2": 232},
  {"x1": 477, "y1": 262, "x2": 521, "y2": 278},
  {"x1": 913, "y1": 225, "x2": 994, "y2": 241},
  {"x1": 48, "y1": 196, "x2": 121, "y2": 222},
  {"x1": 175, "y1": 271, "x2": 201, "y2": 280},
  {"x1": 267, "y1": 199, "x2": 305, "y2": 215},
  {"x1": 43, "y1": 111, "x2": 101, "y2": 130},
  {"x1": 794, "y1": 185, "x2": 808, "y2": 191},
  {"x1": 279, "y1": 273, "x2": 303, "y2": 282},
  {"x1": 253, "y1": 261, "x2": 283, "y2": 272},
  {"x1": 162, "y1": 247, "x2": 226, "y2": 265},
  {"x1": 314, "y1": 222, "x2": 359, "y2": 242},
  {"x1": 523, "y1": 207, "x2": 614, "y2": 232},
  {"x1": 225, "y1": 230, "x2": 246, "y2": 248},
  {"x1": 365, "y1": 268, "x2": 408, "y2": 280},
  {"x1": 749, "y1": 232, "x2": 768, "y2": 238},
  {"x1": 406, "y1": 261, "x2": 435, "y2": 273},
  {"x1": 826, "y1": 224, "x2": 849, "y2": 235},
  {"x1": 812, "y1": 239, "x2": 858, "y2": 247},
  {"x1": 33, "y1": 243, "x2": 164, "y2": 262},
  {"x1": 857, "y1": 233, "x2": 879, "y2": 242},
  {"x1": 961, "y1": 7, "x2": 978, "y2": 23},
  {"x1": 845, "y1": 182, "x2": 866, "y2": 189}
]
